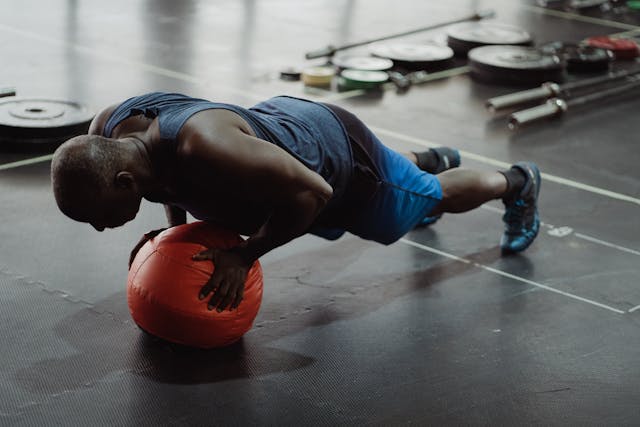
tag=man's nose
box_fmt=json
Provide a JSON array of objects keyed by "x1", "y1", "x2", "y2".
[{"x1": 91, "y1": 223, "x2": 105, "y2": 232}]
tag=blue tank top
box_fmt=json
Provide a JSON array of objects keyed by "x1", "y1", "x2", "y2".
[{"x1": 102, "y1": 92, "x2": 353, "y2": 199}]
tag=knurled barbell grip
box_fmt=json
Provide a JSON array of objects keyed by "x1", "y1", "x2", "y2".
[
  {"x1": 486, "y1": 83, "x2": 560, "y2": 112},
  {"x1": 508, "y1": 98, "x2": 567, "y2": 130}
]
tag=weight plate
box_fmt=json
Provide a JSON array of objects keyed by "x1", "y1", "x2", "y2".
[
  {"x1": 0, "y1": 98, "x2": 94, "y2": 149},
  {"x1": 339, "y1": 69, "x2": 389, "y2": 90},
  {"x1": 447, "y1": 22, "x2": 533, "y2": 56},
  {"x1": 585, "y1": 36, "x2": 640, "y2": 60},
  {"x1": 301, "y1": 66, "x2": 336, "y2": 87},
  {"x1": 570, "y1": 0, "x2": 608, "y2": 9},
  {"x1": 541, "y1": 41, "x2": 613, "y2": 72},
  {"x1": 341, "y1": 69, "x2": 389, "y2": 82},
  {"x1": 279, "y1": 67, "x2": 302, "y2": 81},
  {"x1": 331, "y1": 55, "x2": 394, "y2": 71},
  {"x1": 370, "y1": 43, "x2": 454, "y2": 71},
  {"x1": 370, "y1": 43, "x2": 454, "y2": 62},
  {"x1": 468, "y1": 45, "x2": 564, "y2": 85}
]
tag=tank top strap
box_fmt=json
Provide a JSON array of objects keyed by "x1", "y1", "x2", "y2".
[{"x1": 102, "y1": 92, "x2": 255, "y2": 141}]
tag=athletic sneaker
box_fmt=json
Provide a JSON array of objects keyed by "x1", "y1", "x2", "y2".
[
  {"x1": 500, "y1": 162, "x2": 541, "y2": 254},
  {"x1": 414, "y1": 147, "x2": 461, "y2": 227}
]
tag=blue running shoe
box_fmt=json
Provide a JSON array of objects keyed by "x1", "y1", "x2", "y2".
[{"x1": 500, "y1": 162, "x2": 541, "y2": 254}]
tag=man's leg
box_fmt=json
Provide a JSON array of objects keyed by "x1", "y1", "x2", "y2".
[
  {"x1": 430, "y1": 162, "x2": 541, "y2": 253},
  {"x1": 404, "y1": 147, "x2": 461, "y2": 226},
  {"x1": 430, "y1": 169, "x2": 507, "y2": 214}
]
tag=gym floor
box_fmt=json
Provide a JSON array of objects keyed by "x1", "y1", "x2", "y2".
[{"x1": 1, "y1": 0, "x2": 640, "y2": 425}]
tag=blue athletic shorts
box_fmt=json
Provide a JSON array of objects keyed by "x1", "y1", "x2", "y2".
[{"x1": 310, "y1": 104, "x2": 442, "y2": 245}]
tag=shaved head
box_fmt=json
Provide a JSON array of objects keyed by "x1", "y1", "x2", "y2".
[{"x1": 51, "y1": 135, "x2": 141, "y2": 229}]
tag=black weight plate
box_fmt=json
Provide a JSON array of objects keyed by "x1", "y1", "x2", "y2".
[
  {"x1": 468, "y1": 45, "x2": 564, "y2": 85},
  {"x1": 370, "y1": 43, "x2": 454, "y2": 70},
  {"x1": 447, "y1": 22, "x2": 533, "y2": 56},
  {"x1": 331, "y1": 55, "x2": 394, "y2": 71},
  {"x1": 541, "y1": 42, "x2": 613, "y2": 72},
  {"x1": 0, "y1": 98, "x2": 94, "y2": 149}
]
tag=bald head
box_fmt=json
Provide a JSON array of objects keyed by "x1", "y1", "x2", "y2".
[{"x1": 51, "y1": 135, "x2": 142, "y2": 229}]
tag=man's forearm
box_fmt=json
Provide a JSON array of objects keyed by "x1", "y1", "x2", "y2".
[
  {"x1": 164, "y1": 204, "x2": 187, "y2": 227},
  {"x1": 234, "y1": 190, "x2": 329, "y2": 263}
]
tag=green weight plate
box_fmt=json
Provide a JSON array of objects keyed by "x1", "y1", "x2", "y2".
[{"x1": 339, "y1": 69, "x2": 389, "y2": 89}]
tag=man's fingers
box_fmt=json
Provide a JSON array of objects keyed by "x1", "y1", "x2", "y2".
[
  {"x1": 208, "y1": 281, "x2": 231, "y2": 311},
  {"x1": 194, "y1": 249, "x2": 247, "y2": 311},
  {"x1": 216, "y1": 287, "x2": 236, "y2": 312},
  {"x1": 231, "y1": 287, "x2": 244, "y2": 310},
  {"x1": 199, "y1": 276, "x2": 218, "y2": 300}
]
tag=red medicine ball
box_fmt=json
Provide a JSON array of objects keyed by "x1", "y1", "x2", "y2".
[{"x1": 127, "y1": 222, "x2": 263, "y2": 348}]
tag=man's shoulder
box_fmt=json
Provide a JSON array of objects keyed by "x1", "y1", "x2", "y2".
[
  {"x1": 88, "y1": 104, "x2": 119, "y2": 135},
  {"x1": 180, "y1": 108, "x2": 255, "y2": 142}
]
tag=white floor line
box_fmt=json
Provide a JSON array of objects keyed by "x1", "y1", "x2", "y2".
[
  {"x1": 0, "y1": 154, "x2": 54, "y2": 171},
  {"x1": 522, "y1": 5, "x2": 640, "y2": 31},
  {"x1": 609, "y1": 27, "x2": 640, "y2": 38},
  {"x1": 629, "y1": 305, "x2": 640, "y2": 313},
  {"x1": 574, "y1": 233, "x2": 640, "y2": 257},
  {"x1": 400, "y1": 238, "x2": 626, "y2": 314},
  {"x1": 369, "y1": 126, "x2": 640, "y2": 207}
]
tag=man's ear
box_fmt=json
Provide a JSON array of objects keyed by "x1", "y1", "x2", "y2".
[{"x1": 115, "y1": 171, "x2": 135, "y2": 189}]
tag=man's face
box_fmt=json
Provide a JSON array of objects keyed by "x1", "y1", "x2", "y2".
[
  {"x1": 88, "y1": 187, "x2": 141, "y2": 231},
  {"x1": 67, "y1": 184, "x2": 141, "y2": 231}
]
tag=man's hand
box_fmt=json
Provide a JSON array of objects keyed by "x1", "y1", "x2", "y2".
[
  {"x1": 192, "y1": 248, "x2": 252, "y2": 312},
  {"x1": 129, "y1": 228, "x2": 167, "y2": 268}
]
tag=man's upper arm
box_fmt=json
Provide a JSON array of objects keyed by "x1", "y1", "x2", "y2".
[
  {"x1": 87, "y1": 105, "x2": 118, "y2": 135},
  {"x1": 180, "y1": 123, "x2": 333, "y2": 204}
]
